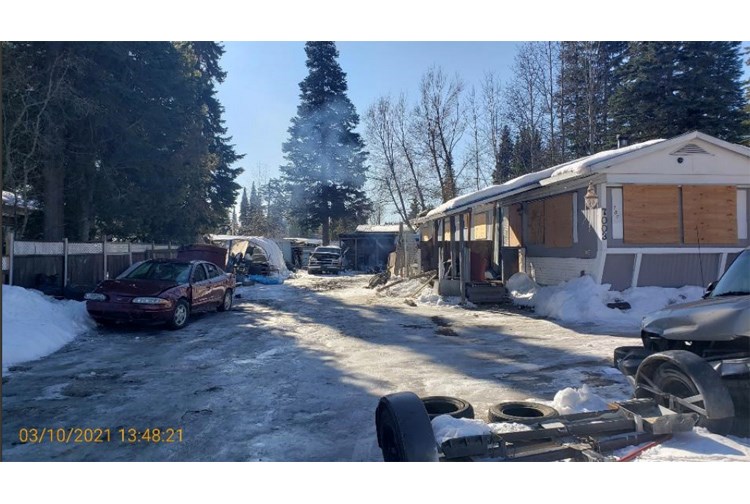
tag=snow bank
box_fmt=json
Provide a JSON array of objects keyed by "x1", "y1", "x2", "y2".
[
  {"x1": 2, "y1": 285, "x2": 94, "y2": 369},
  {"x1": 507, "y1": 272, "x2": 704, "y2": 328}
]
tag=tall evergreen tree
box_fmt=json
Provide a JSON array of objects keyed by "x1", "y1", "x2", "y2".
[
  {"x1": 239, "y1": 187, "x2": 250, "y2": 228},
  {"x1": 494, "y1": 125, "x2": 514, "y2": 183},
  {"x1": 280, "y1": 42, "x2": 371, "y2": 244},
  {"x1": 610, "y1": 42, "x2": 747, "y2": 143},
  {"x1": 558, "y1": 41, "x2": 626, "y2": 157}
]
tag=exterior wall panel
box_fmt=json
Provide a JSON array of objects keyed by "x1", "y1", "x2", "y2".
[
  {"x1": 526, "y1": 256, "x2": 600, "y2": 286},
  {"x1": 637, "y1": 253, "x2": 720, "y2": 287},
  {"x1": 601, "y1": 254, "x2": 635, "y2": 291}
]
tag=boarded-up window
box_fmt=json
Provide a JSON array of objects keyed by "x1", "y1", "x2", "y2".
[
  {"x1": 544, "y1": 194, "x2": 573, "y2": 248},
  {"x1": 527, "y1": 200, "x2": 545, "y2": 245},
  {"x1": 623, "y1": 185, "x2": 681, "y2": 244},
  {"x1": 473, "y1": 212, "x2": 488, "y2": 240},
  {"x1": 508, "y1": 204, "x2": 522, "y2": 247},
  {"x1": 682, "y1": 185, "x2": 737, "y2": 244}
]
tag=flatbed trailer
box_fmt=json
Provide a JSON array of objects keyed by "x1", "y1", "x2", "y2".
[{"x1": 375, "y1": 393, "x2": 699, "y2": 462}]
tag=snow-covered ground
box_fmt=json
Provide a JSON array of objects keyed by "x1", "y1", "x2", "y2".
[
  {"x1": 506, "y1": 272, "x2": 705, "y2": 329},
  {"x1": 2, "y1": 285, "x2": 95, "y2": 370},
  {"x1": 2, "y1": 272, "x2": 747, "y2": 464}
]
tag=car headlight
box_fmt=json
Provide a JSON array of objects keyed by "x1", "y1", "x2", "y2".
[
  {"x1": 132, "y1": 297, "x2": 170, "y2": 305},
  {"x1": 84, "y1": 293, "x2": 107, "y2": 301}
]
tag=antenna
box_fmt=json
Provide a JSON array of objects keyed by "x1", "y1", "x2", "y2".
[{"x1": 695, "y1": 226, "x2": 705, "y2": 288}]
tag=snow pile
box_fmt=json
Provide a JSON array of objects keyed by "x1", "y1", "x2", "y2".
[
  {"x1": 629, "y1": 427, "x2": 750, "y2": 462},
  {"x1": 432, "y1": 415, "x2": 491, "y2": 445},
  {"x1": 417, "y1": 293, "x2": 476, "y2": 309},
  {"x1": 506, "y1": 272, "x2": 704, "y2": 328},
  {"x1": 550, "y1": 384, "x2": 611, "y2": 415},
  {"x1": 489, "y1": 422, "x2": 533, "y2": 434},
  {"x1": 2, "y1": 285, "x2": 94, "y2": 369}
]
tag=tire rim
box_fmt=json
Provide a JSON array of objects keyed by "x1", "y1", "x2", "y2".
[
  {"x1": 174, "y1": 304, "x2": 188, "y2": 326},
  {"x1": 224, "y1": 292, "x2": 231, "y2": 310}
]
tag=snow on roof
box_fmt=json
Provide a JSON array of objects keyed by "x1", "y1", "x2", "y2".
[
  {"x1": 425, "y1": 138, "x2": 666, "y2": 220},
  {"x1": 425, "y1": 166, "x2": 559, "y2": 219},
  {"x1": 547, "y1": 139, "x2": 665, "y2": 179},
  {"x1": 2, "y1": 190, "x2": 39, "y2": 210},
  {"x1": 355, "y1": 224, "x2": 402, "y2": 233}
]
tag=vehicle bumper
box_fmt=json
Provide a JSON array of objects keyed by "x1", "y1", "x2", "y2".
[{"x1": 86, "y1": 301, "x2": 174, "y2": 323}]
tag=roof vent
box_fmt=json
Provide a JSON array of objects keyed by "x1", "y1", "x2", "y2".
[{"x1": 670, "y1": 143, "x2": 712, "y2": 156}]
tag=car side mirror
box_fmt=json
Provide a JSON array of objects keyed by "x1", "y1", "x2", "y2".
[{"x1": 703, "y1": 280, "x2": 717, "y2": 299}]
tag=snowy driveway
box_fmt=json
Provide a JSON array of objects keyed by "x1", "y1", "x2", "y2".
[{"x1": 2, "y1": 273, "x2": 734, "y2": 461}]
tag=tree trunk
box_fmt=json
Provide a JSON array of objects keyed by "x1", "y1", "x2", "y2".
[
  {"x1": 322, "y1": 216, "x2": 330, "y2": 245},
  {"x1": 42, "y1": 156, "x2": 65, "y2": 240}
]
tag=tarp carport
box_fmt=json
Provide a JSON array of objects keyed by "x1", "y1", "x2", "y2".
[{"x1": 207, "y1": 235, "x2": 290, "y2": 279}]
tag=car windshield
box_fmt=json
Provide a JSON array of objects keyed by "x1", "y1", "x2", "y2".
[
  {"x1": 315, "y1": 247, "x2": 340, "y2": 255},
  {"x1": 710, "y1": 250, "x2": 750, "y2": 297},
  {"x1": 121, "y1": 261, "x2": 192, "y2": 283}
]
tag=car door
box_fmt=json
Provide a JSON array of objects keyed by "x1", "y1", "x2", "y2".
[
  {"x1": 190, "y1": 263, "x2": 212, "y2": 311},
  {"x1": 204, "y1": 262, "x2": 225, "y2": 306}
]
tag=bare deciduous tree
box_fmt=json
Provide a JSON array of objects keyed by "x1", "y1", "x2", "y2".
[{"x1": 414, "y1": 67, "x2": 465, "y2": 202}]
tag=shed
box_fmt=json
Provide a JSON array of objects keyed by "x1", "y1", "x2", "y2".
[{"x1": 339, "y1": 224, "x2": 402, "y2": 272}]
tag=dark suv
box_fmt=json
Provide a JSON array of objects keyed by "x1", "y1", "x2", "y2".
[
  {"x1": 307, "y1": 246, "x2": 343, "y2": 274},
  {"x1": 614, "y1": 248, "x2": 749, "y2": 435}
]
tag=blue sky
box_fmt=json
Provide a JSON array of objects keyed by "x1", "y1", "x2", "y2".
[
  {"x1": 217, "y1": 42, "x2": 519, "y2": 192},
  {"x1": 217, "y1": 41, "x2": 750, "y2": 203}
]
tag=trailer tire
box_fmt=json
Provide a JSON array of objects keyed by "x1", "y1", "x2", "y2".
[
  {"x1": 375, "y1": 392, "x2": 439, "y2": 462},
  {"x1": 421, "y1": 396, "x2": 475, "y2": 420},
  {"x1": 634, "y1": 350, "x2": 735, "y2": 435},
  {"x1": 488, "y1": 401, "x2": 559, "y2": 424}
]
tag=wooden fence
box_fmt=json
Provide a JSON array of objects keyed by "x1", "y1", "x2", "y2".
[{"x1": 2, "y1": 233, "x2": 177, "y2": 298}]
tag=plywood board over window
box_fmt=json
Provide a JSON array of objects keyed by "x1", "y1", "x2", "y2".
[
  {"x1": 544, "y1": 193, "x2": 573, "y2": 248},
  {"x1": 682, "y1": 185, "x2": 737, "y2": 244},
  {"x1": 473, "y1": 212, "x2": 488, "y2": 240},
  {"x1": 527, "y1": 200, "x2": 545, "y2": 245},
  {"x1": 623, "y1": 185, "x2": 680, "y2": 244}
]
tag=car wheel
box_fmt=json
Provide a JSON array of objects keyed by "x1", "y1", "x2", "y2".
[
  {"x1": 93, "y1": 317, "x2": 117, "y2": 328},
  {"x1": 488, "y1": 401, "x2": 559, "y2": 424},
  {"x1": 375, "y1": 392, "x2": 438, "y2": 462},
  {"x1": 421, "y1": 396, "x2": 475, "y2": 420},
  {"x1": 218, "y1": 289, "x2": 233, "y2": 312},
  {"x1": 634, "y1": 350, "x2": 735, "y2": 434},
  {"x1": 169, "y1": 299, "x2": 190, "y2": 330}
]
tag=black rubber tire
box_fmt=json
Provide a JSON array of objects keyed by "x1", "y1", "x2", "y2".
[
  {"x1": 420, "y1": 396, "x2": 475, "y2": 420},
  {"x1": 218, "y1": 289, "x2": 233, "y2": 312},
  {"x1": 722, "y1": 376, "x2": 750, "y2": 437},
  {"x1": 614, "y1": 346, "x2": 652, "y2": 377},
  {"x1": 634, "y1": 350, "x2": 735, "y2": 435},
  {"x1": 375, "y1": 392, "x2": 439, "y2": 462},
  {"x1": 93, "y1": 318, "x2": 117, "y2": 327},
  {"x1": 613, "y1": 346, "x2": 651, "y2": 367},
  {"x1": 168, "y1": 299, "x2": 191, "y2": 330},
  {"x1": 488, "y1": 401, "x2": 560, "y2": 424}
]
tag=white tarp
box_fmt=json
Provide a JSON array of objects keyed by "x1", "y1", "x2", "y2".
[{"x1": 207, "y1": 235, "x2": 289, "y2": 278}]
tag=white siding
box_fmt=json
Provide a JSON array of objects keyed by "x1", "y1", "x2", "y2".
[{"x1": 526, "y1": 256, "x2": 601, "y2": 286}]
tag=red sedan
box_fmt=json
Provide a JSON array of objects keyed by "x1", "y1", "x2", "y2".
[{"x1": 85, "y1": 259, "x2": 236, "y2": 329}]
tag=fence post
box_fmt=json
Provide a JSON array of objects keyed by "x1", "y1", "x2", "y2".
[
  {"x1": 128, "y1": 242, "x2": 133, "y2": 266},
  {"x1": 8, "y1": 231, "x2": 14, "y2": 286},
  {"x1": 63, "y1": 238, "x2": 69, "y2": 288},
  {"x1": 102, "y1": 235, "x2": 108, "y2": 280}
]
